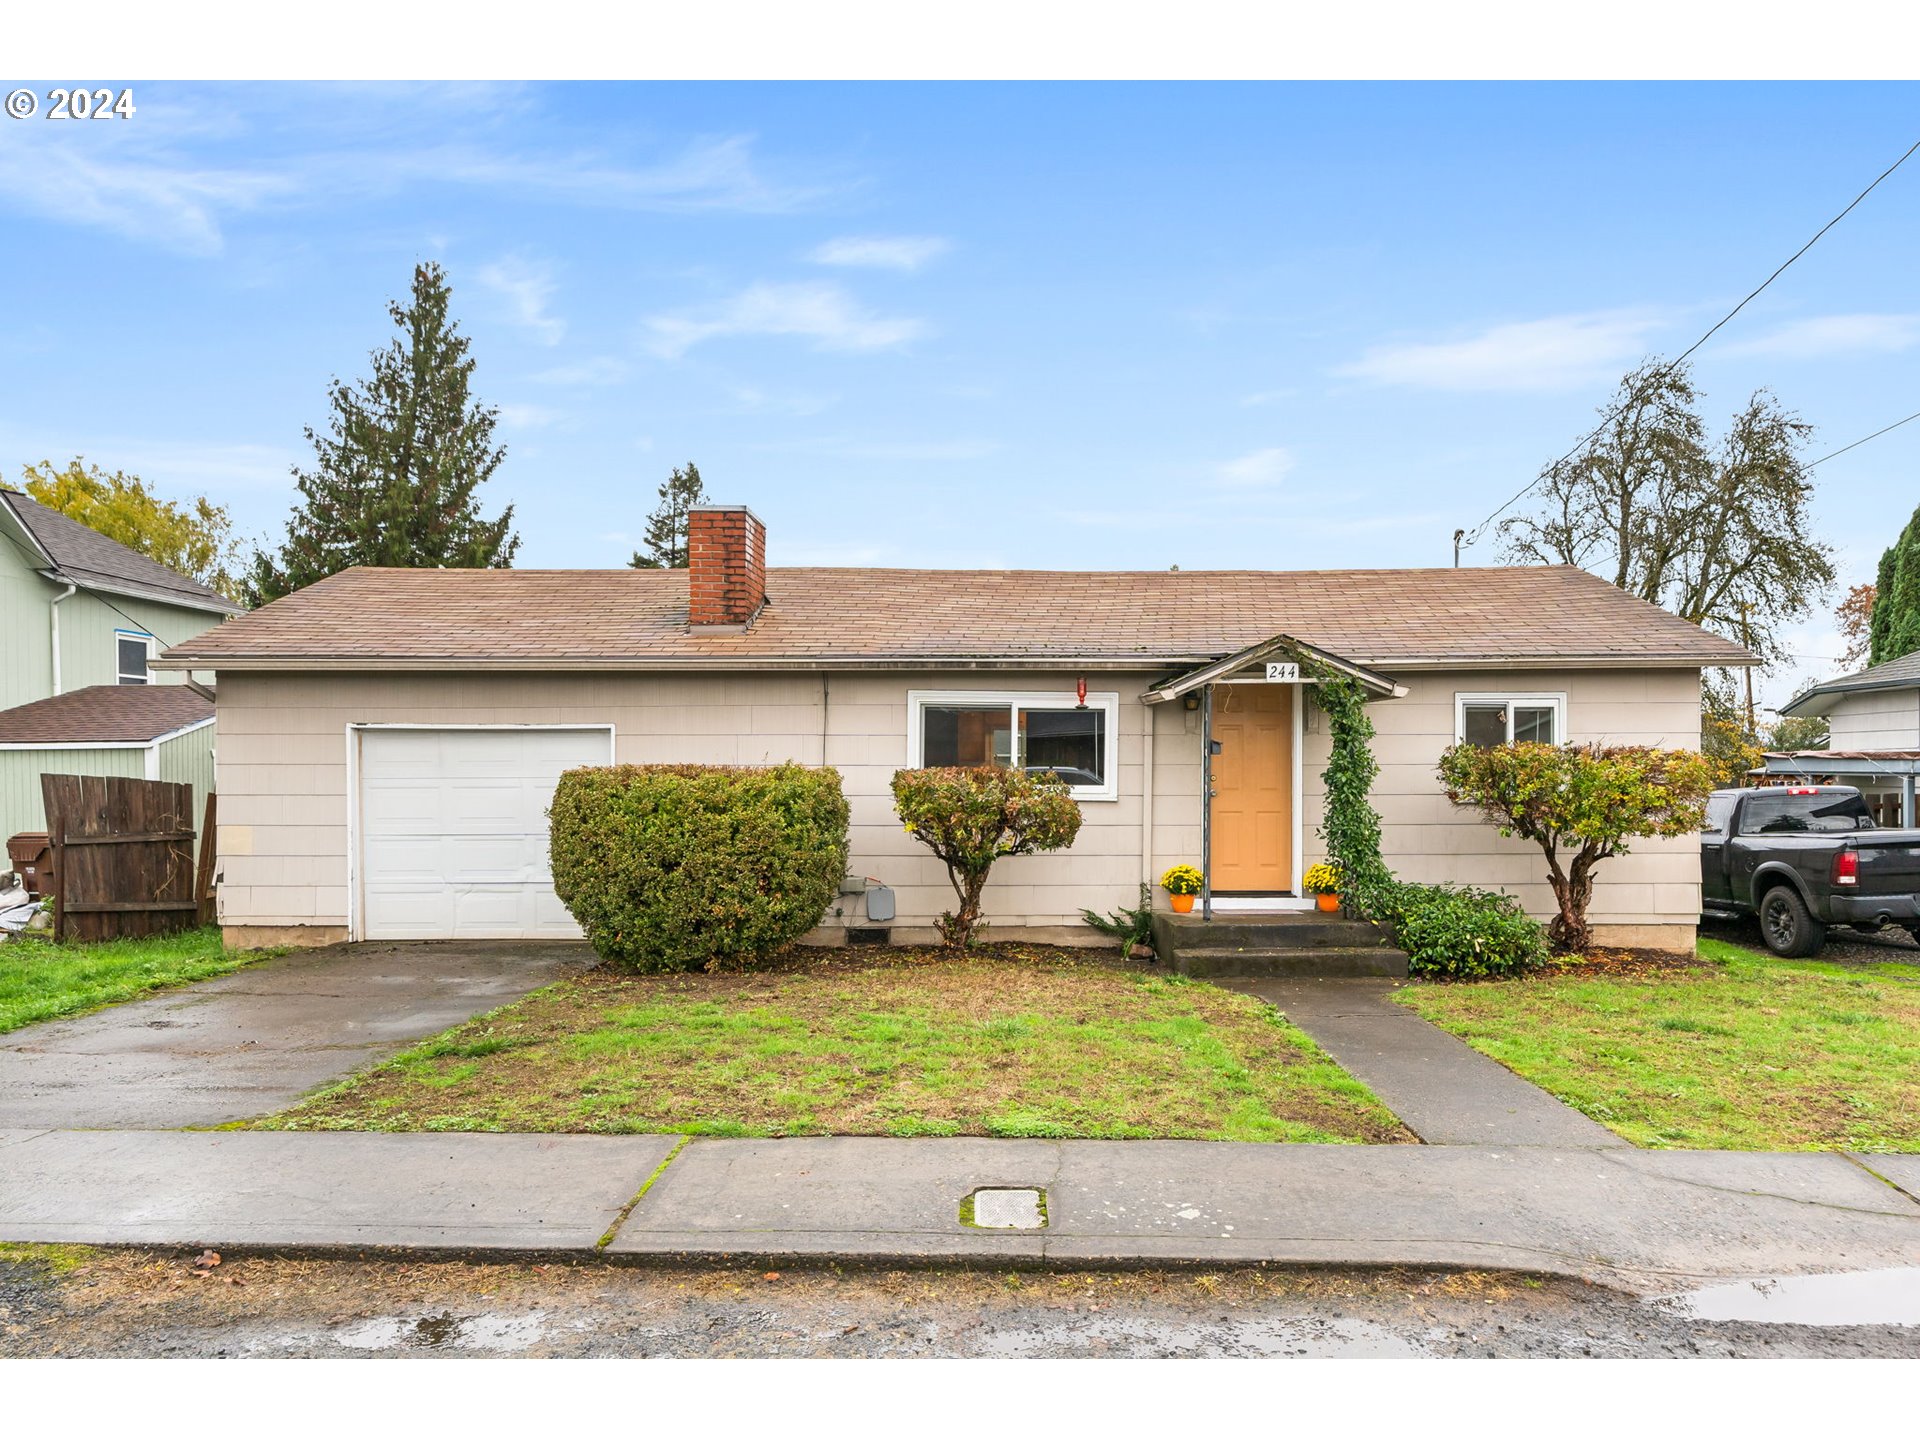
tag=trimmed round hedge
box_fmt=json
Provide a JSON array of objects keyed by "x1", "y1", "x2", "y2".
[{"x1": 549, "y1": 762, "x2": 850, "y2": 972}]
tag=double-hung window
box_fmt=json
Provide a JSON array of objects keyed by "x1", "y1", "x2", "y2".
[
  {"x1": 907, "y1": 690, "x2": 1120, "y2": 801},
  {"x1": 1454, "y1": 692, "x2": 1565, "y2": 747},
  {"x1": 116, "y1": 631, "x2": 154, "y2": 686}
]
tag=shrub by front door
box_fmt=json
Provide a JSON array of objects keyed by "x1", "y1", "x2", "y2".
[{"x1": 1210, "y1": 685, "x2": 1294, "y2": 892}]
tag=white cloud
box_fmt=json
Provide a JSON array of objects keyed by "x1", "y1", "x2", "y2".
[
  {"x1": 494, "y1": 403, "x2": 562, "y2": 429},
  {"x1": 0, "y1": 96, "x2": 836, "y2": 256},
  {"x1": 645, "y1": 283, "x2": 927, "y2": 358},
  {"x1": 726, "y1": 385, "x2": 838, "y2": 418},
  {"x1": 748, "y1": 435, "x2": 995, "y2": 462},
  {"x1": 1240, "y1": 389, "x2": 1297, "y2": 407},
  {"x1": 527, "y1": 356, "x2": 627, "y2": 387},
  {"x1": 807, "y1": 235, "x2": 950, "y2": 271},
  {"x1": 1214, "y1": 447, "x2": 1295, "y2": 489},
  {"x1": 1335, "y1": 310, "x2": 1665, "y2": 392},
  {"x1": 0, "y1": 428, "x2": 298, "y2": 493},
  {"x1": 478, "y1": 256, "x2": 564, "y2": 345},
  {"x1": 1720, "y1": 313, "x2": 1920, "y2": 359},
  {"x1": 0, "y1": 129, "x2": 293, "y2": 257}
]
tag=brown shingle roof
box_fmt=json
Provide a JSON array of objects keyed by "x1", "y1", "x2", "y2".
[
  {"x1": 0, "y1": 490, "x2": 243, "y2": 615},
  {"x1": 0, "y1": 685, "x2": 213, "y2": 745},
  {"x1": 156, "y1": 563, "x2": 1752, "y2": 671}
]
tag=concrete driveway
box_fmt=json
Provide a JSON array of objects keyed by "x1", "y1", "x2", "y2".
[{"x1": 0, "y1": 940, "x2": 591, "y2": 1130}]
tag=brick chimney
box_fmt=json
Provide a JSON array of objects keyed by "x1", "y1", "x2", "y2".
[{"x1": 687, "y1": 504, "x2": 768, "y2": 629}]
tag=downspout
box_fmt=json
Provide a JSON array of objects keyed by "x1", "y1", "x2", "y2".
[
  {"x1": 1139, "y1": 699, "x2": 1155, "y2": 889},
  {"x1": 48, "y1": 581, "x2": 76, "y2": 695},
  {"x1": 1200, "y1": 683, "x2": 1214, "y2": 923}
]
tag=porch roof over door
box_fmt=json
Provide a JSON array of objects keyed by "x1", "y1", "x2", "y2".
[{"x1": 1140, "y1": 633, "x2": 1406, "y2": 705}]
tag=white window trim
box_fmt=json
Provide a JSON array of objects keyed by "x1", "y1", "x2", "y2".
[
  {"x1": 1454, "y1": 691, "x2": 1568, "y2": 745},
  {"x1": 906, "y1": 689, "x2": 1121, "y2": 802},
  {"x1": 115, "y1": 629, "x2": 156, "y2": 686}
]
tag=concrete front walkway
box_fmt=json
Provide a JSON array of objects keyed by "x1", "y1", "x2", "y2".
[
  {"x1": 2, "y1": 1130, "x2": 1918, "y2": 1290},
  {"x1": 0, "y1": 941, "x2": 590, "y2": 1130},
  {"x1": 1222, "y1": 978, "x2": 1628, "y2": 1148}
]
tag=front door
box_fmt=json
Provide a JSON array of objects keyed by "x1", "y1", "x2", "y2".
[{"x1": 1210, "y1": 685, "x2": 1294, "y2": 891}]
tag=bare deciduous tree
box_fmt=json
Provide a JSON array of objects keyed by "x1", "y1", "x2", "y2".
[{"x1": 1501, "y1": 359, "x2": 1835, "y2": 667}]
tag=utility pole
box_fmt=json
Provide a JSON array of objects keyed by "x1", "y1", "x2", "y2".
[{"x1": 1740, "y1": 603, "x2": 1757, "y2": 740}]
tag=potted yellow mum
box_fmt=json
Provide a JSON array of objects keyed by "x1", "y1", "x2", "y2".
[
  {"x1": 1160, "y1": 863, "x2": 1204, "y2": 914},
  {"x1": 1303, "y1": 862, "x2": 1342, "y2": 913}
]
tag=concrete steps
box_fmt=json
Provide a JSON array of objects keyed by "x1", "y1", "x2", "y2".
[{"x1": 1151, "y1": 910, "x2": 1409, "y2": 979}]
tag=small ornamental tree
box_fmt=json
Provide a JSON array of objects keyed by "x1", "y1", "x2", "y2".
[
  {"x1": 1436, "y1": 743, "x2": 1715, "y2": 952},
  {"x1": 891, "y1": 767, "x2": 1083, "y2": 948}
]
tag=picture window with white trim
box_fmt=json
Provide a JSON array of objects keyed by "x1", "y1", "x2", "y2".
[{"x1": 908, "y1": 690, "x2": 1120, "y2": 800}]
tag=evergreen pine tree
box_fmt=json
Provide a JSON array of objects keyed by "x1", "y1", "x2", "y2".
[
  {"x1": 1869, "y1": 501, "x2": 1920, "y2": 665},
  {"x1": 247, "y1": 262, "x2": 519, "y2": 604},
  {"x1": 629, "y1": 462, "x2": 707, "y2": 568}
]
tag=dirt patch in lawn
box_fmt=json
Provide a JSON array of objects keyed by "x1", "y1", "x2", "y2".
[
  {"x1": 1538, "y1": 948, "x2": 1709, "y2": 980},
  {"x1": 260, "y1": 944, "x2": 1410, "y2": 1145}
]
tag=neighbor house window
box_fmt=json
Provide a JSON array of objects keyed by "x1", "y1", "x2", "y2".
[
  {"x1": 116, "y1": 631, "x2": 154, "y2": 686},
  {"x1": 908, "y1": 690, "x2": 1120, "y2": 801},
  {"x1": 1455, "y1": 693, "x2": 1564, "y2": 747}
]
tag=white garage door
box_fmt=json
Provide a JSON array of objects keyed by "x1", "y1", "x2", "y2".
[{"x1": 356, "y1": 727, "x2": 612, "y2": 941}]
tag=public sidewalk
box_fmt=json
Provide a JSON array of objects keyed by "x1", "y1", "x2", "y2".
[{"x1": 3, "y1": 1129, "x2": 1918, "y2": 1291}]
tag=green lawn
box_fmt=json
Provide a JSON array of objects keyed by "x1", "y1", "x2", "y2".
[
  {"x1": 261, "y1": 946, "x2": 1410, "y2": 1144},
  {"x1": 1396, "y1": 937, "x2": 1920, "y2": 1151},
  {"x1": 0, "y1": 927, "x2": 270, "y2": 1034}
]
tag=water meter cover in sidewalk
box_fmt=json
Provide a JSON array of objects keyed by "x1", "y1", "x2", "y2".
[{"x1": 966, "y1": 1187, "x2": 1046, "y2": 1229}]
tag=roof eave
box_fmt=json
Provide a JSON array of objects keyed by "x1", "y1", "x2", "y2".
[
  {"x1": 1781, "y1": 673, "x2": 1920, "y2": 717},
  {"x1": 50, "y1": 568, "x2": 245, "y2": 617},
  {"x1": 154, "y1": 649, "x2": 1744, "y2": 674}
]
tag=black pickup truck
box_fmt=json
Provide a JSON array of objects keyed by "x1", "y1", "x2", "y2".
[{"x1": 1701, "y1": 785, "x2": 1920, "y2": 956}]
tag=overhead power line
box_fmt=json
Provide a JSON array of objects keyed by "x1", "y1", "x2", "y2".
[
  {"x1": 1806, "y1": 407, "x2": 1920, "y2": 469},
  {"x1": 1456, "y1": 136, "x2": 1920, "y2": 561}
]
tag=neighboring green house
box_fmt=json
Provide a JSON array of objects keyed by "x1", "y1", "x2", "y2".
[{"x1": 0, "y1": 488, "x2": 241, "y2": 840}]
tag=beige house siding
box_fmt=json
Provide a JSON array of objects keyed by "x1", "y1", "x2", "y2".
[
  {"x1": 1296, "y1": 669, "x2": 1704, "y2": 944},
  {"x1": 213, "y1": 664, "x2": 1702, "y2": 949},
  {"x1": 1826, "y1": 689, "x2": 1920, "y2": 751}
]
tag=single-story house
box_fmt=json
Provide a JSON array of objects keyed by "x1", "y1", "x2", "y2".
[
  {"x1": 156, "y1": 504, "x2": 1749, "y2": 953},
  {"x1": 1769, "y1": 649, "x2": 1920, "y2": 826}
]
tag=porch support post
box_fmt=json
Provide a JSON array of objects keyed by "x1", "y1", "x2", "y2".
[
  {"x1": 1200, "y1": 683, "x2": 1213, "y2": 923},
  {"x1": 1904, "y1": 774, "x2": 1916, "y2": 829}
]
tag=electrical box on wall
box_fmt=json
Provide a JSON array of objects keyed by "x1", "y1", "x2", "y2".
[{"x1": 865, "y1": 884, "x2": 896, "y2": 923}]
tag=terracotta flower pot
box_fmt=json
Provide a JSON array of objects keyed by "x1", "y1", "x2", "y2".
[
  {"x1": 1315, "y1": 892, "x2": 1340, "y2": 913},
  {"x1": 1170, "y1": 893, "x2": 1195, "y2": 914}
]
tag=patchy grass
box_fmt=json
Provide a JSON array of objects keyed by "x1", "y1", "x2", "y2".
[
  {"x1": 0, "y1": 927, "x2": 282, "y2": 1035},
  {"x1": 1396, "y1": 936, "x2": 1920, "y2": 1151},
  {"x1": 0, "y1": 1242, "x2": 99, "y2": 1275},
  {"x1": 262, "y1": 945, "x2": 1409, "y2": 1144}
]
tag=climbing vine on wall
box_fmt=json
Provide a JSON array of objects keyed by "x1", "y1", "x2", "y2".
[{"x1": 1308, "y1": 664, "x2": 1392, "y2": 911}]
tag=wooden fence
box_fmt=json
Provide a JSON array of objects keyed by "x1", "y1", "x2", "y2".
[{"x1": 40, "y1": 774, "x2": 208, "y2": 943}]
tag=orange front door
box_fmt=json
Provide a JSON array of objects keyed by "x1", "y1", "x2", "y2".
[{"x1": 1210, "y1": 685, "x2": 1294, "y2": 892}]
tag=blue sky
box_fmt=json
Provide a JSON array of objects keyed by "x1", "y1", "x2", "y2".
[{"x1": 1, "y1": 81, "x2": 1915, "y2": 703}]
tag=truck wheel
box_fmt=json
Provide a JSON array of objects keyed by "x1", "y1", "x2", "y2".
[{"x1": 1758, "y1": 886, "x2": 1825, "y2": 958}]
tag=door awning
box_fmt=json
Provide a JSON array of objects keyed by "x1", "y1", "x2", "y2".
[{"x1": 1140, "y1": 633, "x2": 1405, "y2": 705}]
